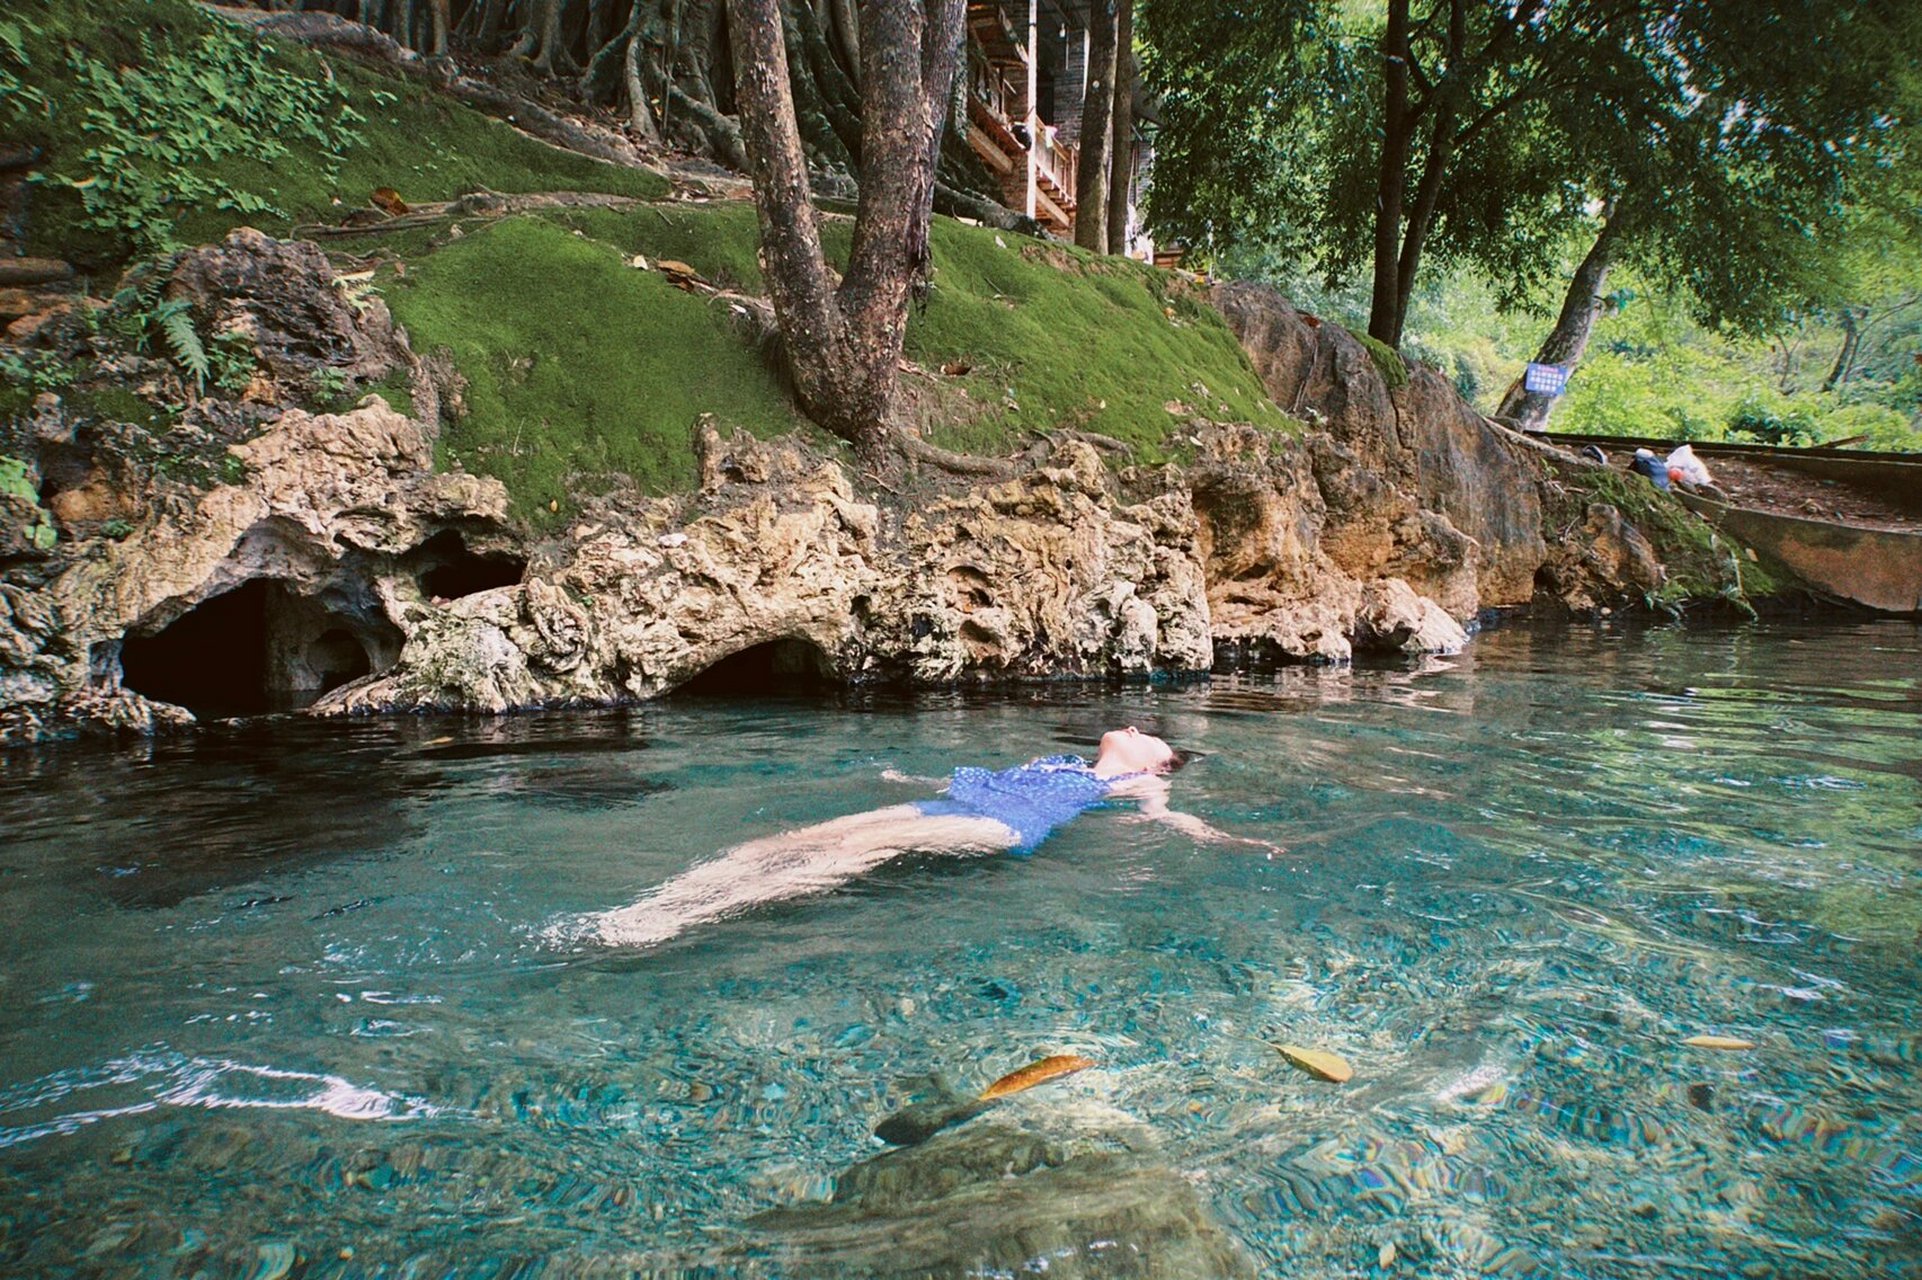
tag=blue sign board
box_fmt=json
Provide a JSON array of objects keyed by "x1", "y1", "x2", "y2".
[{"x1": 1523, "y1": 362, "x2": 1571, "y2": 396}]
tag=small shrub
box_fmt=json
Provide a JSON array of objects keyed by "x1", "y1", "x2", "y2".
[{"x1": 1727, "y1": 394, "x2": 1818, "y2": 446}]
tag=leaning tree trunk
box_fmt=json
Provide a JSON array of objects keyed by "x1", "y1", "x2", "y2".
[
  {"x1": 1497, "y1": 198, "x2": 1627, "y2": 432},
  {"x1": 1821, "y1": 306, "x2": 1865, "y2": 392},
  {"x1": 1368, "y1": 0, "x2": 1414, "y2": 345},
  {"x1": 1073, "y1": 0, "x2": 1118, "y2": 252},
  {"x1": 727, "y1": 0, "x2": 964, "y2": 460}
]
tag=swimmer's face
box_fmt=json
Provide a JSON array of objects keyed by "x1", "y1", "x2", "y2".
[{"x1": 1095, "y1": 726, "x2": 1175, "y2": 774}]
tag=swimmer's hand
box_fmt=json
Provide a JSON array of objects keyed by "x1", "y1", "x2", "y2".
[
  {"x1": 1145, "y1": 809, "x2": 1286, "y2": 858},
  {"x1": 881, "y1": 767, "x2": 945, "y2": 786}
]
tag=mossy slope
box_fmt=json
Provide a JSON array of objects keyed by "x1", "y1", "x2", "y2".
[
  {"x1": 384, "y1": 217, "x2": 804, "y2": 507},
  {"x1": 10, "y1": 0, "x2": 1286, "y2": 525}
]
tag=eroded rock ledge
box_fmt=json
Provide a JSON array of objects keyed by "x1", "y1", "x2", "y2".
[{"x1": 0, "y1": 232, "x2": 1734, "y2": 743}]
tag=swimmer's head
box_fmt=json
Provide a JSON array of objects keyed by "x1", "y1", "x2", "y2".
[{"x1": 1093, "y1": 725, "x2": 1177, "y2": 777}]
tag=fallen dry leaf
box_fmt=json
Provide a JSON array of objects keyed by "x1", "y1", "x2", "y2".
[
  {"x1": 979, "y1": 1054, "x2": 1095, "y2": 1101},
  {"x1": 1274, "y1": 1044, "x2": 1353, "y2": 1083}
]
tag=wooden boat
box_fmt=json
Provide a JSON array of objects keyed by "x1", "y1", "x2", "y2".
[
  {"x1": 1542, "y1": 433, "x2": 1922, "y2": 615},
  {"x1": 1673, "y1": 491, "x2": 1922, "y2": 614}
]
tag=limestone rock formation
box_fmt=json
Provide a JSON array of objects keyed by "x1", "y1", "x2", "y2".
[
  {"x1": 0, "y1": 230, "x2": 1766, "y2": 742},
  {"x1": 166, "y1": 227, "x2": 412, "y2": 396},
  {"x1": 1212, "y1": 282, "x2": 1546, "y2": 607},
  {"x1": 0, "y1": 397, "x2": 509, "y2": 743},
  {"x1": 1187, "y1": 424, "x2": 1469, "y2": 664},
  {"x1": 322, "y1": 422, "x2": 1215, "y2": 714}
]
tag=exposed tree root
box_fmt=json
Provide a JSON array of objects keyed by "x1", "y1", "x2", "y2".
[
  {"x1": 292, "y1": 189, "x2": 651, "y2": 238},
  {"x1": 892, "y1": 432, "x2": 1019, "y2": 479}
]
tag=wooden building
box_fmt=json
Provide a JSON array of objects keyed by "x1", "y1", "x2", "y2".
[{"x1": 962, "y1": 1, "x2": 1157, "y2": 259}]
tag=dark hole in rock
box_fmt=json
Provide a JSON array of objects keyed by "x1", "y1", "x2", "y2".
[
  {"x1": 122, "y1": 580, "x2": 274, "y2": 717},
  {"x1": 121, "y1": 578, "x2": 400, "y2": 718},
  {"x1": 674, "y1": 638, "x2": 836, "y2": 697},
  {"x1": 308, "y1": 627, "x2": 370, "y2": 690},
  {"x1": 412, "y1": 530, "x2": 526, "y2": 600}
]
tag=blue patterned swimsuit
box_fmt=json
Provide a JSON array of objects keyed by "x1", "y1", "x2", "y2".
[{"x1": 913, "y1": 754, "x2": 1122, "y2": 854}]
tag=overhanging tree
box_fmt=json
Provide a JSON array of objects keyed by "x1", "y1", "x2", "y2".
[
  {"x1": 1140, "y1": 0, "x2": 1915, "y2": 361},
  {"x1": 727, "y1": 0, "x2": 964, "y2": 460},
  {"x1": 1144, "y1": 0, "x2": 1624, "y2": 349},
  {"x1": 1495, "y1": 1, "x2": 1920, "y2": 429}
]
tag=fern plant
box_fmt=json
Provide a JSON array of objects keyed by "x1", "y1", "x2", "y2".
[
  {"x1": 108, "y1": 277, "x2": 216, "y2": 392},
  {"x1": 154, "y1": 301, "x2": 209, "y2": 390}
]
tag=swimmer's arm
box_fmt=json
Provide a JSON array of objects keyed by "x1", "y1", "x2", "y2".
[{"x1": 1109, "y1": 775, "x2": 1286, "y2": 857}]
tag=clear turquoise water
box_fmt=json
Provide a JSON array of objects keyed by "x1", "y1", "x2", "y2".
[{"x1": 1, "y1": 619, "x2": 1918, "y2": 1277}]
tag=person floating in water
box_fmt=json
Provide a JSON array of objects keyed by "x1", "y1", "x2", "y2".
[{"x1": 586, "y1": 727, "x2": 1278, "y2": 947}]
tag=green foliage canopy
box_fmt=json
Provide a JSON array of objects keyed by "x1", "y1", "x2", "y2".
[{"x1": 1141, "y1": 0, "x2": 1919, "y2": 346}]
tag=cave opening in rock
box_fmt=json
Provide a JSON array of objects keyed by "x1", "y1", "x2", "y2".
[
  {"x1": 674, "y1": 638, "x2": 837, "y2": 697},
  {"x1": 412, "y1": 530, "x2": 527, "y2": 600},
  {"x1": 121, "y1": 579, "x2": 400, "y2": 718},
  {"x1": 122, "y1": 580, "x2": 276, "y2": 718}
]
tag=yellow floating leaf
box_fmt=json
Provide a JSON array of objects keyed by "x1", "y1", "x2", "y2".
[
  {"x1": 1274, "y1": 1043, "x2": 1353, "y2": 1083},
  {"x1": 1683, "y1": 1035, "x2": 1756, "y2": 1051},
  {"x1": 979, "y1": 1053, "x2": 1094, "y2": 1101},
  {"x1": 370, "y1": 187, "x2": 410, "y2": 215}
]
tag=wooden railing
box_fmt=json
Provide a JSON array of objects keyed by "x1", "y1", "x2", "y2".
[{"x1": 1034, "y1": 129, "x2": 1076, "y2": 208}]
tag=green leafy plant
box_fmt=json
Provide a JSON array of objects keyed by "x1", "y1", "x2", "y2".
[
  {"x1": 309, "y1": 365, "x2": 350, "y2": 410},
  {"x1": 0, "y1": 347, "x2": 75, "y2": 394},
  {"x1": 0, "y1": 17, "x2": 43, "y2": 116},
  {"x1": 0, "y1": 454, "x2": 57, "y2": 550},
  {"x1": 51, "y1": 19, "x2": 365, "y2": 253},
  {"x1": 208, "y1": 329, "x2": 255, "y2": 395},
  {"x1": 153, "y1": 300, "x2": 209, "y2": 389}
]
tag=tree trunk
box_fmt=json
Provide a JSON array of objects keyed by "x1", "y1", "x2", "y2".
[
  {"x1": 1104, "y1": 2, "x2": 1134, "y2": 257},
  {"x1": 1368, "y1": 0, "x2": 1413, "y2": 346},
  {"x1": 727, "y1": 0, "x2": 963, "y2": 459},
  {"x1": 1496, "y1": 198, "x2": 1626, "y2": 431},
  {"x1": 1073, "y1": 0, "x2": 1118, "y2": 252}
]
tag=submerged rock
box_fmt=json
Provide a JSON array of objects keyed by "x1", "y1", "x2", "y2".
[{"x1": 751, "y1": 1117, "x2": 1259, "y2": 1280}]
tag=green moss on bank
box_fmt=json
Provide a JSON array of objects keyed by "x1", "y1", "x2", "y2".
[
  {"x1": 1351, "y1": 330, "x2": 1409, "y2": 391},
  {"x1": 910, "y1": 227, "x2": 1287, "y2": 458},
  {"x1": 382, "y1": 217, "x2": 804, "y2": 516},
  {"x1": 11, "y1": 0, "x2": 1286, "y2": 521},
  {"x1": 1549, "y1": 464, "x2": 1788, "y2": 609},
  {"x1": 385, "y1": 206, "x2": 1285, "y2": 517}
]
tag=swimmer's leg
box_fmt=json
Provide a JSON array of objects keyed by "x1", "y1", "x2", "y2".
[{"x1": 587, "y1": 804, "x2": 1017, "y2": 947}]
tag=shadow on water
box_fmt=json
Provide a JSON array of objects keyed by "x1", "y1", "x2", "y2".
[{"x1": 0, "y1": 709, "x2": 663, "y2": 908}]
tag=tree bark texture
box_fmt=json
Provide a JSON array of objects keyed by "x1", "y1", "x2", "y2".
[
  {"x1": 1496, "y1": 198, "x2": 1625, "y2": 432},
  {"x1": 1073, "y1": 0, "x2": 1119, "y2": 252},
  {"x1": 1105, "y1": 2, "x2": 1135, "y2": 257},
  {"x1": 1368, "y1": 0, "x2": 1414, "y2": 347},
  {"x1": 727, "y1": 0, "x2": 963, "y2": 457},
  {"x1": 1821, "y1": 306, "x2": 1864, "y2": 392}
]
